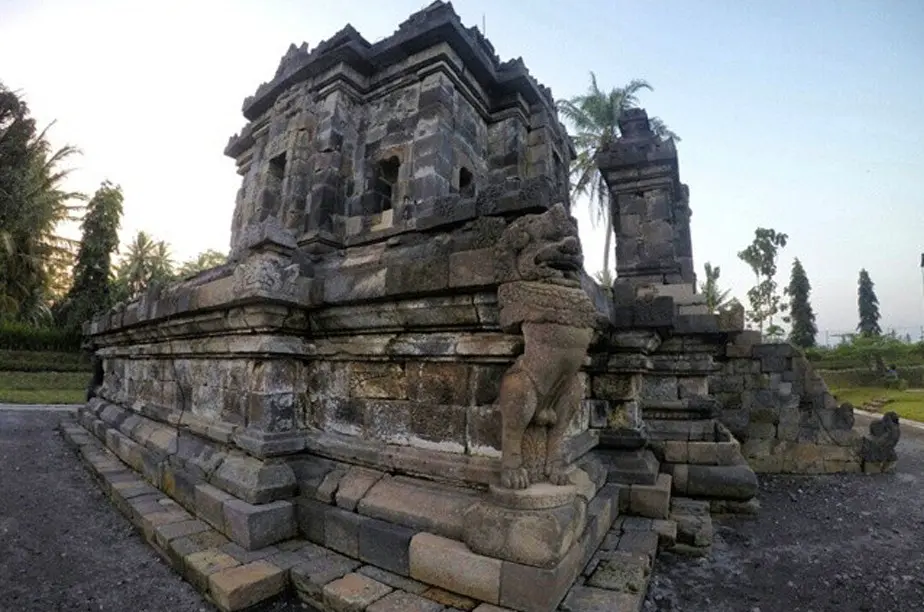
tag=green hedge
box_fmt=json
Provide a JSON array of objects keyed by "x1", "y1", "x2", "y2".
[
  {"x1": 0, "y1": 350, "x2": 91, "y2": 373},
  {"x1": 806, "y1": 338, "x2": 924, "y2": 371},
  {"x1": 0, "y1": 321, "x2": 82, "y2": 352},
  {"x1": 819, "y1": 365, "x2": 924, "y2": 389}
]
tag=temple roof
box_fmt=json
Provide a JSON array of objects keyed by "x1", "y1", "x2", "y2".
[{"x1": 241, "y1": 1, "x2": 558, "y2": 121}]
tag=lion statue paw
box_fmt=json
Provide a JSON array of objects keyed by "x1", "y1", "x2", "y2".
[
  {"x1": 500, "y1": 466, "x2": 531, "y2": 490},
  {"x1": 547, "y1": 463, "x2": 573, "y2": 486}
]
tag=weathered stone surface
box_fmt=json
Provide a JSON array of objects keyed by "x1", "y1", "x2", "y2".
[
  {"x1": 335, "y1": 467, "x2": 385, "y2": 511},
  {"x1": 616, "y1": 530, "x2": 659, "y2": 563},
  {"x1": 586, "y1": 553, "x2": 649, "y2": 593},
  {"x1": 358, "y1": 517, "x2": 416, "y2": 576},
  {"x1": 357, "y1": 476, "x2": 477, "y2": 540},
  {"x1": 323, "y1": 573, "x2": 393, "y2": 612},
  {"x1": 463, "y1": 492, "x2": 586, "y2": 568},
  {"x1": 296, "y1": 497, "x2": 329, "y2": 545},
  {"x1": 560, "y1": 585, "x2": 642, "y2": 611},
  {"x1": 291, "y1": 552, "x2": 361, "y2": 607},
  {"x1": 628, "y1": 473, "x2": 672, "y2": 519},
  {"x1": 210, "y1": 455, "x2": 296, "y2": 504},
  {"x1": 409, "y1": 533, "x2": 502, "y2": 604},
  {"x1": 167, "y1": 529, "x2": 230, "y2": 570},
  {"x1": 325, "y1": 506, "x2": 365, "y2": 558},
  {"x1": 223, "y1": 499, "x2": 296, "y2": 550},
  {"x1": 419, "y1": 586, "x2": 478, "y2": 610},
  {"x1": 367, "y1": 590, "x2": 445, "y2": 612},
  {"x1": 358, "y1": 565, "x2": 428, "y2": 594},
  {"x1": 670, "y1": 497, "x2": 714, "y2": 549},
  {"x1": 684, "y1": 465, "x2": 759, "y2": 501},
  {"x1": 314, "y1": 466, "x2": 348, "y2": 503},
  {"x1": 185, "y1": 549, "x2": 241, "y2": 592},
  {"x1": 597, "y1": 448, "x2": 659, "y2": 485},
  {"x1": 195, "y1": 483, "x2": 236, "y2": 531},
  {"x1": 208, "y1": 560, "x2": 286, "y2": 611},
  {"x1": 153, "y1": 519, "x2": 211, "y2": 551},
  {"x1": 72, "y1": 6, "x2": 905, "y2": 612}
]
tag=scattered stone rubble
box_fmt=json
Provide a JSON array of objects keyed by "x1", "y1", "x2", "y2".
[{"x1": 62, "y1": 2, "x2": 901, "y2": 611}]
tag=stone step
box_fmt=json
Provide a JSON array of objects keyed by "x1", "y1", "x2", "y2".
[
  {"x1": 560, "y1": 513, "x2": 676, "y2": 611},
  {"x1": 595, "y1": 448, "x2": 660, "y2": 486},
  {"x1": 667, "y1": 497, "x2": 713, "y2": 557},
  {"x1": 626, "y1": 473, "x2": 672, "y2": 519},
  {"x1": 61, "y1": 416, "x2": 625, "y2": 612}
]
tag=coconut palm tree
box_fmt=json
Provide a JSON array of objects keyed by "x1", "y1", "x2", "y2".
[
  {"x1": 700, "y1": 262, "x2": 733, "y2": 313},
  {"x1": 0, "y1": 83, "x2": 84, "y2": 323},
  {"x1": 113, "y1": 231, "x2": 175, "y2": 300},
  {"x1": 176, "y1": 249, "x2": 228, "y2": 278},
  {"x1": 148, "y1": 240, "x2": 174, "y2": 286},
  {"x1": 556, "y1": 73, "x2": 679, "y2": 283}
]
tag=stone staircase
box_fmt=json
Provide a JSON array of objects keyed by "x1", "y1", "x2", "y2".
[{"x1": 64, "y1": 415, "x2": 683, "y2": 612}]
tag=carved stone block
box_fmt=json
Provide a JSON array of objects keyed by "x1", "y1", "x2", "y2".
[{"x1": 463, "y1": 488, "x2": 586, "y2": 568}]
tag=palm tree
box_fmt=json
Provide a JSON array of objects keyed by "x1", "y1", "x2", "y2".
[
  {"x1": 176, "y1": 249, "x2": 228, "y2": 278},
  {"x1": 0, "y1": 83, "x2": 84, "y2": 323},
  {"x1": 556, "y1": 73, "x2": 679, "y2": 283},
  {"x1": 113, "y1": 231, "x2": 175, "y2": 300},
  {"x1": 700, "y1": 262, "x2": 732, "y2": 313},
  {"x1": 149, "y1": 240, "x2": 174, "y2": 286}
]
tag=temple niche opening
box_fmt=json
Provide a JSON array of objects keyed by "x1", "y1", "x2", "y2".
[{"x1": 373, "y1": 156, "x2": 399, "y2": 212}]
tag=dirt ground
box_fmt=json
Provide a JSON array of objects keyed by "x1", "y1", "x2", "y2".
[
  {"x1": 645, "y1": 418, "x2": 924, "y2": 612},
  {"x1": 2, "y1": 408, "x2": 921, "y2": 612},
  {"x1": 0, "y1": 409, "x2": 216, "y2": 612}
]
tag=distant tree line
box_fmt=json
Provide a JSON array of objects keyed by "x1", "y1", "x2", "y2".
[{"x1": 700, "y1": 225, "x2": 887, "y2": 351}]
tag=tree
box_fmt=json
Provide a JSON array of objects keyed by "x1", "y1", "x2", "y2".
[
  {"x1": 737, "y1": 228, "x2": 788, "y2": 338},
  {"x1": 700, "y1": 262, "x2": 731, "y2": 313},
  {"x1": 0, "y1": 83, "x2": 83, "y2": 324},
  {"x1": 557, "y1": 73, "x2": 679, "y2": 282},
  {"x1": 857, "y1": 268, "x2": 882, "y2": 337},
  {"x1": 58, "y1": 181, "x2": 124, "y2": 330},
  {"x1": 786, "y1": 258, "x2": 817, "y2": 348},
  {"x1": 112, "y1": 231, "x2": 175, "y2": 301},
  {"x1": 177, "y1": 249, "x2": 228, "y2": 278},
  {"x1": 149, "y1": 240, "x2": 174, "y2": 286}
]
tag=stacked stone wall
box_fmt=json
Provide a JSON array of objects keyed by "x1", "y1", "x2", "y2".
[{"x1": 711, "y1": 332, "x2": 862, "y2": 473}]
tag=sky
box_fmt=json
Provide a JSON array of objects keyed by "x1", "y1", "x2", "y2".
[{"x1": 1, "y1": 0, "x2": 922, "y2": 340}]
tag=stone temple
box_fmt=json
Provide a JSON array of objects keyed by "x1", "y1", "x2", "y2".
[{"x1": 63, "y1": 3, "x2": 901, "y2": 611}]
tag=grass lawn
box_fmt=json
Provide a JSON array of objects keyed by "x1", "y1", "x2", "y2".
[
  {"x1": 830, "y1": 386, "x2": 924, "y2": 423},
  {"x1": 0, "y1": 371, "x2": 88, "y2": 404}
]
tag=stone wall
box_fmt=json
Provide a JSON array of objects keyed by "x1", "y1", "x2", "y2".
[{"x1": 711, "y1": 331, "x2": 865, "y2": 473}]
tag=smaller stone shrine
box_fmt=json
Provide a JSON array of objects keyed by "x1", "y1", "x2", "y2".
[
  {"x1": 61, "y1": 3, "x2": 900, "y2": 611},
  {"x1": 590, "y1": 106, "x2": 899, "y2": 484}
]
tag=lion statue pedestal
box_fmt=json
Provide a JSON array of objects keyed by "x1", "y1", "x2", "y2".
[{"x1": 463, "y1": 203, "x2": 602, "y2": 568}]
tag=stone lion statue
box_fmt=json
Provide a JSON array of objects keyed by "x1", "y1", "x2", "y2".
[
  {"x1": 861, "y1": 410, "x2": 901, "y2": 464},
  {"x1": 493, "y1": 203, "x2": 598, "y2": 490}
]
